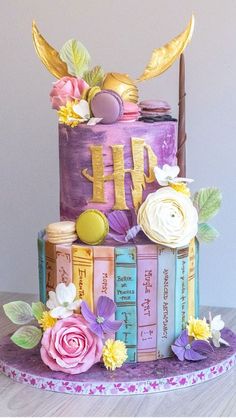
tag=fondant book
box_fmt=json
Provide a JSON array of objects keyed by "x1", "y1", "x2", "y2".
[
  {"x1": 115, "y1": 246, "x2": 137, "y2": 362},
  {"x1": 156, "y1": 245, "x2": 176, "y2": 358},
  {"x1": 72, "y1": 245, "x2": 94, "y2": 310},
  {"x1": 137, "y1": 244, "x2": 157, "y2": 362},
  {"x1": 175, "y1": 246, "x2": 189, "y2": 338},
  {"x1": 55, "y1": 243, "x2": 72, "y2": 285},
  {"x1": 93, "y1": 246, "x2": 115, "y2": 311},
  {"x1": 37, "y1": 230, "x2": 46, "y2": 304}
]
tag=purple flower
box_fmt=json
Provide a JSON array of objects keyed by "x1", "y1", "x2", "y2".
[
  {"x1": 107, "y1": 210, "x2": 140, "y2": 243},
  {"x1": 80, "y1": 296, "x2": 123, "y2": 338},
  {"x1": 171, "y1": 330, "x2": 213, "y2": 361}
]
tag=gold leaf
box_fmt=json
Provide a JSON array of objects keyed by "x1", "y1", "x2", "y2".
[
  {"x1": 32, "y1": 20, "x2": 70, "y2": 79},
  {"x1": 138, "y1": 15, "x2": 195, "y2": 81}
]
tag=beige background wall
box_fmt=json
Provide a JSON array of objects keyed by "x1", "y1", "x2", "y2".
[{"x1": 1, "y1": 0, "x2": 236, "y2": 307}]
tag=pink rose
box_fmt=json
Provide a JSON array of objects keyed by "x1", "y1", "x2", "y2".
[
  {"x1": 50, "y1": 76, "x2": 89, "y2": 110},
  {"x1": 40, "y1": 315, "x2": 103, "y2": 374}
]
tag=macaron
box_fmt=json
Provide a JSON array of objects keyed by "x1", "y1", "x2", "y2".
[
  {"x1": 139, "y1": 100, "x2": 171, "y2": 117},
  {"x1": 46, "y1": 221, "x2": 77, "y2": 244},
  {"x1": 119, "y1": 101, "x2": 140, "y2": 122},
  {"x1": 91, "y1": 89, "x2": 124, "y2": 124},
  {"x1": 75, "y1": 209, "x2": 109, "y2": 245}
]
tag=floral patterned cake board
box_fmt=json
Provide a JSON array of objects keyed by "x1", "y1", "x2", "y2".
[{"x1": 0, "y1": 328, "x2": 235, "y2": 396}]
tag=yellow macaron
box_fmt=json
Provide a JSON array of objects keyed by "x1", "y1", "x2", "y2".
[{"x1": 75, "y1": 210, "x2": 109, "y2": 245}]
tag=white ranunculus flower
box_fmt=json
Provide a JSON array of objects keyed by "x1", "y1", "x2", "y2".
[
  {"x1": 137, "y1": 187, "x2": 198, "y2": 248},
  {"x1": 46, "y1": 283, "x2": 81, "y2": 319},
  {"x1": 154, "y1": 164, "x2": 193, "y2": 186}
]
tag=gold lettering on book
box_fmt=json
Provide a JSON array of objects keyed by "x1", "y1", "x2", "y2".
[{"x1": 82, "y1": 137, "x2": 158, "y2": 210}]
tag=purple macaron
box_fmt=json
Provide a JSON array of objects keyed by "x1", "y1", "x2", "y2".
[{"x1": 91, "y1": 89, "x2": 124, "y2": 124}]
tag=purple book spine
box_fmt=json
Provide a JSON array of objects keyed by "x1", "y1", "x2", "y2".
[{"x1": 137, "y1": 245, "x2": 158, "y2": 362}]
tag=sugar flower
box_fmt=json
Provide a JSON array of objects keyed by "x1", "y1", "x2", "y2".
[
  {"x1": 137, "y1": 187, "x2": 198, "y2": 248},
  {"x1": 81, "y1": 296, "x2": 123, "y2": 338},
  {"x1": 58, "y1": 100, "x2": 82, "y2": 127},
  {"x1": 46, "y1": 283, "x2": 81, "y2": 319},
  {"x1": 50, "y1": 76, "x2": 89, "y2": 110},
  {"x1": 38, "y1": 311, "x2": 57, "y2": 331},
  {"x1": 171, "y1": 330, "x2": 213, "y2": 361},
  {"x1": 154, "y1": 164, "x2": 193, "y2": 186},
  {"x1": 187, "y1": 317, "x2": 211, "y2": 341},
  {"x1": 209, "y1": 312, "x2": 229, "y2": 348},
  {"x1": 169, "y1": 182, "x2": 191, "y2": 197},
  {"x1": 73, "y1": 100, "x2": 102, "y2": 125},
  {"x1": 40, "y1": 315, "x2": 103, "y2": 374},
  {"x1": 102, "y1": 339, "x2": 128, "y2": 370},
  {"x1": 108, "y1": 210, "x2": 140, "y2": 243}
]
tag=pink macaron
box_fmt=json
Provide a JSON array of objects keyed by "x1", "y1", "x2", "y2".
[
  {"x1": 91, "y1": 89, "x2": 124, "y2": 124},
  {"x1": 139, "y1": 100, "x2": 171, "y2": 116},
  {"x1": 119, "y1": 101, "x2": 140, "y2": 122}
]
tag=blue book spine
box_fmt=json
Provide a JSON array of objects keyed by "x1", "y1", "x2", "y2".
[
  {"x1": 194, "y1": 239, "x2": 200, "y2": 318},
  {"x1": 175, "y1": 246, "x2": 189, "y2": 338},
  {"x1": 37, "y1": 230, "x2": 46, "y2": 304},
  {"x1": 157, "y1": 246, "x2": 176, "y2": 358},
  {"x1": 115, "y1": 246, "x2": 137, "y2": 362}
]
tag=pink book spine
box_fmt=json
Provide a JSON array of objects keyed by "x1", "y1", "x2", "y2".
[
  {"x1": 137, "y1": 245, "x2": 158, "y2": 362},
  {"x1": 93, "y1": 246, "x2": 115, "y2": 319},
  {"x1": 56, "y1": 244, "x2": 72, "y2": 285}
]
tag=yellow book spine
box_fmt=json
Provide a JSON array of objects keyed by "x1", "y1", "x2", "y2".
[
  {"x1": 188, "y1": 238, "x2": 195, "y2": 320},
  {"x1": 72, "y1": 246, "x2": 94, "y2": 311}
]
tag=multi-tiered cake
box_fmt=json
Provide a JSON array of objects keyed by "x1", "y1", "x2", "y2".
[
  {"x1": 2, "y1": 17, "x2": 229, "y2": 386},
  {"x1": 35, "y1": 15, "x2": 202, "y2": 366}
]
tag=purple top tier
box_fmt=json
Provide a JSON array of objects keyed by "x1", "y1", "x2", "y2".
[{"x1": 59, "y1": 121, "x2": 177, "y2": 220}]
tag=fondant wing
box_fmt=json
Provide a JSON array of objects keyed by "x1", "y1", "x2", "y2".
[
  {"x1": 137, "y1": 15, "x2": 194, "y2": 81},
  {"x1": 32, "y1": 20, "x2": 70, "y2": 79}
]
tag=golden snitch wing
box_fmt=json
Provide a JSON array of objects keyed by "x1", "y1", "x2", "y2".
[
  {"x1": 32, "y1": 20, "x2": 70, "y2": 79},
  {"x1": 138, "y1": 15, "x2": 195, "y2": 81}
]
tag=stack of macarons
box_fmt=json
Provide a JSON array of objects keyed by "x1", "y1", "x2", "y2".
[
  {"x1": 139, "y1": 100, "x2": 176, "y2": 122},
  {"x1": 91, "y1": 89, "x2": 124, "y2": 124},
  {"x1": 119, "y1": 101, "x2": 140, "y2": 122},
  {"x1": 46, "y1": 221, "x2": 77, "y2": 244},
  {"x1": 139, "y1": 100, "x2": 171, "y2": 117}
]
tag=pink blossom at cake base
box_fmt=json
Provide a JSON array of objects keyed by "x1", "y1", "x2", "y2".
[{"x1": 40, "y1": 315, "x2": 103, "y2": 374}]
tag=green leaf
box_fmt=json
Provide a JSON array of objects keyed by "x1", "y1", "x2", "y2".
[
  {"x1": 197, "y1": 223, "x2": 219, "y2": 243},
  {"x1": 59, "y1": 39, "x2": 90, "y2": 77},
  {"x1": 32, "y1": 302, "x2": 46, "y2": 321},
  {"x1": 3, "y1": 301, "x2": 33, "y2": 325},
  {"x1": 11, "y1": 326, "x2": 42, "y2": 349},
  {"x1": 193, "y1": 187, "x2": 222, "y2": 223},
  {"x1": 83, "y1": 65, "x2": 105, "y2": 87}
]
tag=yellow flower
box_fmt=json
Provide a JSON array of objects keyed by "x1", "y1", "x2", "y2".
[
  {"x1": 58, "y1": 100, "x2": 82, "y2": 127},
  {"x1": 102, "y1": 339, "x2": 128, "y2": 371},
  {"x1": 187, "y1": 317, "x2": 212, "y2": 341},
  {"x1": 38, "y1": 311, "x2": 57, "y2": 331},
  {"x1": 169, "y1": 182, "x2": 191, "y2": 197}
]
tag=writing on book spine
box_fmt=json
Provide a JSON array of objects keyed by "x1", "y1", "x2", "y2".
[
  {"x1": 37, "y1": 230, "x2": 46, "y2": 304},
  {"x1": 115, "y1": 246, "x2": 137, "y2": 362},
  {"x1": 188, "y1": 238, "x2": 195, "y2": 320},
  {"x1": 72, "y1": 246, "x2": 93, "y2": 310},
  {"x1": 56, "y1": 244, "x2": 72, "y2": 285},
  {"x1": 175, "y1": 246, "x2": 189, "y2": 338},
  {"x1": 93, "y1": 246, "x2": 114, "y2": 312},
  {"x1": 137, "y1": 245, "x2": 157, "y2": 362},
  {"x1": 45, "y1": 240, "x2": 57, "y2": 296},
  {"x1": 157, "y1": 246, "x2": 175, "y2": 358}
]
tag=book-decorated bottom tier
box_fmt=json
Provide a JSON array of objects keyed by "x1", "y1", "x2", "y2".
[{"x1": 38, "y1": 232, "x2": 199, "y2": 363}]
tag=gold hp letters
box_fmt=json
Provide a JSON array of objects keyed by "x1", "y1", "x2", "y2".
[{"x1": 82, "y1": 137, "x2": 157, "y2": 210}]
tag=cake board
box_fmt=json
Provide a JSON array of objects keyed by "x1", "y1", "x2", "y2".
[{"x1": 0, "y1": 328, "x2": 235, "y2": 396}]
